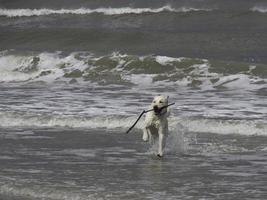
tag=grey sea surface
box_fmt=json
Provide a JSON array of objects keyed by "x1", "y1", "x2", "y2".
[
  {"x1": 0, "y1": 127, "x2": 267, "y2": 200},
  {"x1": 1, "y1": 0, "x2": 267, "y2": 199},
  {"x1": 1, "y1": 0, "x2": 267, "y2": 62}
]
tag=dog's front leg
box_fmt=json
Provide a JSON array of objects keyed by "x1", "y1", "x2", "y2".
[
  {"x1": 142, "y1": 127, "x2": 149, "y2": 142},
  {"x1": 157, "y1": 126, "x2": 165, "y2": 157}
]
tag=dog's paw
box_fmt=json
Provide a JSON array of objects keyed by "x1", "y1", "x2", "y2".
[
  {"x1": 142, "y1": 133, "x2": 149, "y2": 142},
  {"x1": 157, "y1": 154, "x2": 163, "y2": 158},
  {"x1": 142, "y1": 137, "x2": 149, "y2": 142},
  {"x1": 142, "y1": 138, "x2": 149, "y2": 142}
]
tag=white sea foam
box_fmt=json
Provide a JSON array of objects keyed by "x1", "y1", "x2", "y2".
[
  {"x1": 251, "y1": 6, "x2": 267, "y2": 13},
  {"x1": 0, "y1": 183, "x2": 89, "y2": 200},
  {"x1": 0, "y1": 112, "x2": 135, "y2": 130},
  {"x1": 0, "y1": 112, "x2": 266, "y2": 136},
  {"x1": 214, "y1": 74, "x2": 266, "y2": 91},
  {"x1": 155, "y1": 56, "x2": 184, "y2": 65},
  {"x1": 171, "y1": 117, "x2": 267, "y2": 136},
  {"x1": 0, "y1": 52, "x2": 88, "y2": 83},
  {"x1": 0, "y1": 6, "x2": 212, "y2": 17},
  {"x1": 0, "y1": 55, "x2": 38, "y2": 82},
  {"x1": 0, "y1": 51, "x2": 266, "y2": 91}
]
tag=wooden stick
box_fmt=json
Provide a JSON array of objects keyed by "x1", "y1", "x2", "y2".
[
  {"x1": 126, "y1": 110, "x2": 146, "y2": 134},
  {"x1": 126, "y1": 102, "x2": 175, "y2": 134}
]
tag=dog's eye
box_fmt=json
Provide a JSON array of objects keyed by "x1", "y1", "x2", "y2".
[
  {"x1": 153, "y1": 101, "x2": 156, "y2": 103},
  {"x1": 159, "y1": 101, "x2": 163, "y2": 103}
]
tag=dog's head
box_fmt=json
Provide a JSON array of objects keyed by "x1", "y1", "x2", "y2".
[{"x1": 151, "y1": 95, "x2": 168, "y2": 115}]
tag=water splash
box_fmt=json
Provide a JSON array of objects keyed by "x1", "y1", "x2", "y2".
[
  {"x1": 166, "y1": 123, "x2": 189, "y2": 154},
  {"x1": 146, "y1": 123, "x2": 189, "y2": 156}
]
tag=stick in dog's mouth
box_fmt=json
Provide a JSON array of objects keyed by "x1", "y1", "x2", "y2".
[{"x1": 126, "y1": 102, "x2": 174, "y2": 134}]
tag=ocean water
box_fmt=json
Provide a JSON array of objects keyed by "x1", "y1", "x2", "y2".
[{"x1": 0, "y1": 0, "x2": 267, "y2": 199}]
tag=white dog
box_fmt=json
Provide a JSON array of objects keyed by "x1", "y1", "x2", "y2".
[{"x1": 143, "y1": 95, "x2": 170, "y2": 157}]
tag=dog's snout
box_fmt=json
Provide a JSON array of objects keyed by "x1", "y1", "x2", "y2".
[{"x1": 153, "y1": 105, "x2": 160, "y2": 113}]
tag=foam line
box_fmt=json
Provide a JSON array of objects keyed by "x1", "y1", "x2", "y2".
[
  {"x1": 251, "y1": 6, "x2": 267, "y2": 13},
  {"x1": 0, "y1": 112, "x2": 266, "y2": 136},
  {"x1": 0, "y1": 6, "x2": 211, "y2": 17}
]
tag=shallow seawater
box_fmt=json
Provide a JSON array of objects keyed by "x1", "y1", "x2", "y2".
[
  {"x1": 0, "y1": 60, "x2": 266, "y2": 199},
  {"x1": 0, "y1": 127, "x2": 266, "y2": 200},
  {"x1": 1, "y1": 0, "x2": 267, "y2": 199}
]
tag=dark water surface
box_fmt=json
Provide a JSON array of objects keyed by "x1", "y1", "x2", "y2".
[
  {"x1": 1, "y1": 0, "x2": 267, "y2": 62},
  {"x1": 0, "y1": 128, "x2": 267, "y2": 200}
]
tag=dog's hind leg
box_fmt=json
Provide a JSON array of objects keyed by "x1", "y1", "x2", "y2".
[
  {"x1": 143, "y1": 126, "x2": 156, "y2": 143},
  {"x1": 148, "y1": 127, "x2": 158, "y2": 145}
]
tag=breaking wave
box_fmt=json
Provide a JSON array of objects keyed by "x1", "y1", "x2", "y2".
[
  {"x1": 251, "y1": 6, "x2": 267, "y2": 13},
  {"x1": 0, "y1": 6, "x2": 212, "y2": 17},
  {"x1": 0, "y1": 51, "x2": 266, "y2": 91}
]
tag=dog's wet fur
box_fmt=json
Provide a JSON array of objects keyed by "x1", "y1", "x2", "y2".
[{"x1": 143, "y1": 95, "x2": 170, "y2": 157}]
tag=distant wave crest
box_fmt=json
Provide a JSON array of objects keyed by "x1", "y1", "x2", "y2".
[
  {"x1": 251, "y1": 6, "x2": 267, "y2": 13},
  {"x1": 0, "y1": 6, "x2": 212, "y2": 17}
]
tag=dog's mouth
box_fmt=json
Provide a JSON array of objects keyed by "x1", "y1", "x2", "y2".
[{"x1": 153, "y1": 106, "x2": 162, "y2": 114}]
